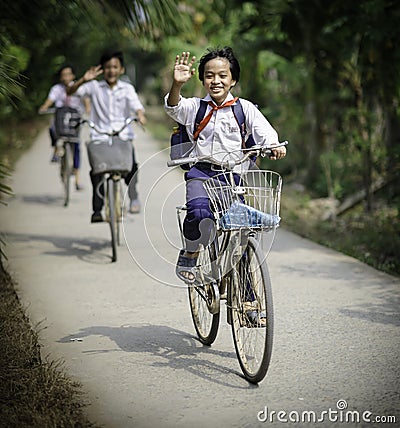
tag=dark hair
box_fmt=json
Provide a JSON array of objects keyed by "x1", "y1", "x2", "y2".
[
  {"x1": 198, "y1": 47, "x2": 240, "y2": 83},
  {"x1": 57, "y1": 64, "x2": 75, "y2": 78},
  {"x1": 99, "y1": 50, "x2": 124, "y2": 67}
]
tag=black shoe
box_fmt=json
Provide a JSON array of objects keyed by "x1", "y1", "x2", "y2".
[{"x1": 91, "y1": 212, "x2": 103, "y2": 223}]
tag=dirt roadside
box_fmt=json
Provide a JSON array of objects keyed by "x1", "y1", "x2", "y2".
[{"x1": 0, "y1": 255, "x2": 99, "y2": 427}]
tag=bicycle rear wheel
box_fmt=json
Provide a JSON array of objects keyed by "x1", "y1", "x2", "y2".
[
  {"x1": 107, "y1": 177, "x2": 117, "y2": 262},
  {"x1": 61, "y1": 142, "x2": 73, "y2": 207},
  {"x1": 228, "y1": 236, "x2": 273, "y2": 383},
  {"x1": 188, "y1": 241, "x2": 220, "y2": 345}
]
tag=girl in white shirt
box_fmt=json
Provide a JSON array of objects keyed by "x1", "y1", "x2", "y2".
[{"x1": 39, "y1": 65, "x2": 87, "y2": 190}]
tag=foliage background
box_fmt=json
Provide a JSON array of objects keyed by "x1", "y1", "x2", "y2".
[{"x1": 0, "y1": 0, "x2": 399, "y2": 274}]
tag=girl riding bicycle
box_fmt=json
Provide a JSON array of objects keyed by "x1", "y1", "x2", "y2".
[
  {"x1": 164, "y1": 47, "x2": 286, "y2": 283},
  {"x1": 39, "y1": 64, "x2": 89, "y2": 190}
]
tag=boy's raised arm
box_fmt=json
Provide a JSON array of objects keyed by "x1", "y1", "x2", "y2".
[
  {"x1": 167, "y1": 52, "x2": 196, "y2": 106},
  {"x1": 66, "y1": 65, "x2": 103, "y2": 95}
]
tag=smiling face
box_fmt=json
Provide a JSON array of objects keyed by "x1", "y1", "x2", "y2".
[
  {"x1": 102, "y1": 57, "x2": 125, "y2": 88},
  {"x1": 59, "y1": 67, "x2": 75, "y2": 86},
  {"x1": 203, "y1": 57, "x2": 236, "y2": 105}
]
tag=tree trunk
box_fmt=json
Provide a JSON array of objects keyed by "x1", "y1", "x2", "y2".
[
  {"x1": 354, "y1": 77, "x2": 373, "y2": 213},
  {"x1": 296, "y1": 8, "x2": 323, "y2": 189},
  {"x1": 384, "y1": 107, "x2": 400, "y2": 176}
]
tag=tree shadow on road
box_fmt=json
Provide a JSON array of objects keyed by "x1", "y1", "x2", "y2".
[
  {"x1": 58, "y1": 324, "x2": 258, "y2": 389},
  {"x1": 340, "y1": 298, "x2": 400, "y2": 327},
  {"x1": 21, "y1": 194, "x2": 65, "y2": 206},
  {"x1": 2, "y1": 231, "x2": 114, "y2": 264}
]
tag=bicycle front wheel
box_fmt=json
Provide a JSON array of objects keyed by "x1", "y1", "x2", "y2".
[
  {"x1": 61, "y1": 142, "x2": 73, "y2": 207},
  {"x1": 228, "y1": 236, "x2": 273, "y2": 383},
  {"x1": 113, "y1": 179, "x2": 122, "y2": 246},
  {"x1": 188, "y1": 242, "x2": 220, "y2": 345},
  {"x1": 107, "y1": 177, "x2": 117, "y2": 262}
]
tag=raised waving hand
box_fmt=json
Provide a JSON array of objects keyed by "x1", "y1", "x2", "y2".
[
  {"x1": 173, "y1": 52, "x2": 196, "y2": 84},
  {"x1": 83, "y1": 65, "x2": 103, "y2": 83},
  {"x1": 167, "y1": 51, "x2": 197, "y2": 106}
]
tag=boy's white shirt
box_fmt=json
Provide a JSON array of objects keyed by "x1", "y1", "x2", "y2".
[
  {"x1": 164, "y1": 92, "x2": 279, "y2": 168},
  {"x1": 48, "y1": 83, "x2": 83, "y2": 112},
  {"x1": 76, "y1": 79, "x2": 144, "y2": 141}
]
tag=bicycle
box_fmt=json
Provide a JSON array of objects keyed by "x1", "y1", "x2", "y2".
[
  {"x1": 168, "y1": 142, "x2": 287, "y2": 383},
  {"x1": 39, "y1": 107, "x2": 81, "y2": 207},
  {"x1": 80, "y1": 117, "x2": 138, "y2": 262}
]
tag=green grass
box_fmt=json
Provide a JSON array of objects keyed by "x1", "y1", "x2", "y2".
[
  {"x1": 281, "y1": 186, "x2": 400, "y2": 276},
  {"x1": 0, "y1": 116, "x2": 47, "y2": 168}
]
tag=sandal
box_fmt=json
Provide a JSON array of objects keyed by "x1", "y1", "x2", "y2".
[
  {"x1": 245, "y1": 310, "x2": 267, "y2": 328},
  {"x1": 176, "y1": 249, "x2": 198, "y2": 284}
]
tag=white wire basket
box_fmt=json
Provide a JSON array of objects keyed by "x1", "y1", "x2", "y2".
[{"x1": 203, "y1": 169, "x2": 282, "y2": 231}]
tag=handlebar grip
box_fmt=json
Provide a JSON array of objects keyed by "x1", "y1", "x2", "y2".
[
  {"x1": 38, "y1": 108, "x2": 56, "y2": 115},
  {"x1": 167, "y1": 157, "x2": 196, "y2": 167},
  {"x1": 263, "y1": 140, "x2": 289, "y2": 158}
]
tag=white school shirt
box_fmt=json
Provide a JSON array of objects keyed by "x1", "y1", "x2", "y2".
[
  {"x1": 164, "y1": 92, "x2": 279, "y2": 167},
  {"x1": 48, "y1": 83, "x2": 83, "y2": 112},
  {"x1": 76, "y1": 79, "x2": 144, "y2": 141}
]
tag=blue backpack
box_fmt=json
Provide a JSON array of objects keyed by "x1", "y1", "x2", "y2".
[{"x1": 170, "y1": 98, "x2": 255, "y2": 170}]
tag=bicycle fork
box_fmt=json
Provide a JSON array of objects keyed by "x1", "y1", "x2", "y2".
[{"x1": 98, "y1": 174, "x2": 122, "y2": 222}]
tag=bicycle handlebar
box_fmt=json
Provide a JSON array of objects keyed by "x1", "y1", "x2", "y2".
[
  {"x1": 38, "y1": 108, "x2": 56, "y2": 115},
  {"x1": 38, "y1": 110, "x2": 143, "y2": 134},
  {"x1": 167, "y1": 141, "x2": 288, "y2": 168},
  {"x1": 77, "y1": 117, "x2": 140, "y2": 136}
]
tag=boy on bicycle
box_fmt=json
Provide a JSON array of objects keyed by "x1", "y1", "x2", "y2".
[
  {"x1": 164, "y1": 47, "x2": 286, "y2": 283},
  {"x1": 67, "y1": 50, "x2": 146, "y2": 222},
  {"x1": 39, "y1": 64, "x2": 88, "y2": 190}
]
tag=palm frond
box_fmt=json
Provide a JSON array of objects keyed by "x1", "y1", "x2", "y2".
[
  {"x1": 0, "y1": 163, "x2": 14, "y2": 205},
  {"x1": 99, "y1": 0, "x2": 181, "y2": 35}
]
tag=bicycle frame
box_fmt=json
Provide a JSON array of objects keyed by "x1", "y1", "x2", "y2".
[
  {"x1": 176, "y1": 205, "x2": 257, "y2": 285},
  {"x1": 81, "y1": 116, "x2": 140, "y2": 262},
  {"x1": 95, "y1": 172, "x2": 124, "y2": 262},
  {"x1": 96, "y1": 173, "x2": 122, "y2": 219}
]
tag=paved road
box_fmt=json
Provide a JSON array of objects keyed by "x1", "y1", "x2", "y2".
[{"x1": 1, "y1": 124, "x2": 399, "y2": 427}]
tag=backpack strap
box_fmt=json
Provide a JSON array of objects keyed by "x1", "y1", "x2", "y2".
[
  {"x1": 232, "y1": 99, "x2": 257, "y2": 153},
  {"x1": 231, "y1": 99, "x2": 247, "y2": 149},
  {"x1": 192, "y1": 100, "x2": 208, "y2": 141}
]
